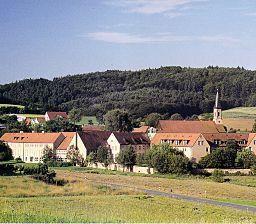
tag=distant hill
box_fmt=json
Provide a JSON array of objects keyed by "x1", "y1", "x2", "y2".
[{"x1": 1, "y1": 66, "x2": 256, "y2": 119}]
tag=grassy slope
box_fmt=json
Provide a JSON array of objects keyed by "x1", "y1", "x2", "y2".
[
  {"x1": 222, "y1": 107, "x2": 256, "y2": 119},
  {"x1": 0, "y1": 103, "x2": 24, "y2": 109},
  {"x1": 0, "y1": 175, "x2": 256, "y2": 223},
  {"x1": 76, "y1": 116, "x2": 99, "y2": 125}
]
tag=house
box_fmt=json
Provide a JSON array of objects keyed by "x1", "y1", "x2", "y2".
[
  {"x1": 45, "y1": 111, "x2": 68, "y2": 121},
  {"x1": 79, "y1": 131, "x2": 111, "y2": 155},
  {"x1": 133, "y1": 125, "x2": 156, "y2": 140},
  {"x1": 0, "y1": 132, "x2": 87, "y2": 163},
  {"x1": 246, "y1": 133, "x2": 256, "y2": 155},
  {"x1": 107, "y1": 132, "x2": 150, "y2": 162},
  {"x1": 0, "y1": 132, "x2": 65, "y2": 163},
  {"x1": 203, "y1": 133, "x2": 249, "y2": 149},
  {"x1": 151, "y1": 133, "x2": 210, "y2": 162}
]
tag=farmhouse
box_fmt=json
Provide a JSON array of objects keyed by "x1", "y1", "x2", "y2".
[
  {"x1": 45, "y1": 111, "x2": 68, "y2": 121},
  {"x1": 107, "y1": 132, "x2": 150, "y2": 162},
  {"x1": 133, "y1": 125, "x2": 156, "y2": 140},
  {"x1": 151, "y1": 133, "x2": 210, "y2": 162},
  {"x1": 0, "y1": 132, "x2": 87, "y2": 163}
]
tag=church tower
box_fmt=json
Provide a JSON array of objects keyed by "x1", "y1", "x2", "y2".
[{"x1": 213, "y1": 89, "x2": 223, "y2": 124}]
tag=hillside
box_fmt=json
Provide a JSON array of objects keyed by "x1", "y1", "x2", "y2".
[
  {"x1": 222, "y1": 107, "x2": 256, "y2": 119},
  {"x1": 1, "y1": 66, "x2": 256, "y2": 119}
]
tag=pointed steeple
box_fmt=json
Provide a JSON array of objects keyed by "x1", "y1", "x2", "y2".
[{"x1": 214, "y1": 89, "x2": 221, "y2": 109}]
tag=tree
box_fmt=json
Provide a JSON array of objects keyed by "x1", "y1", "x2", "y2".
[
  {"x1": 42, "y1": 146, "x2": 56, "y2": 164},
  {"x1": 144, "y1": 113, "x2": 162, "y2": 127},
  {"x1": 69, "y1": 108, "x2": 82, "y2": 124},
  {"x1": 96, "y1": 146, "x2": 113, "y2": 167},
  {"x1": 44, "y1": 117, "x2": 79, "y2": 132},
  {"x1": 170, "y1": 113, "x2": 183, "y2": 120},
  {"x1": 104, "y1": 109, "x2": 133, "y2": 132},
  {"x1": 146, "y1": 144, "x2": 191, "y2": 174},
  {"x1": 236, "y1": 149, "x2": 256, "y2": 168},
  {"x1": 66, "y1": 145, "x2": 84, "y2": 166},
  {"x1": 0, "y1": 141, "x2": 13, "y2": 161},
  {"x1": 116, "y1": 146, "x2": 136, "y2": 170}
]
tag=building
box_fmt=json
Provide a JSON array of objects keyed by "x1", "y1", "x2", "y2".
[
  {"x1": 156, "y1": 120, "x2": 226, "y2": 134},
  {"x1": 203, "y1": 133, "x2": 249, "y2": 149},
  {"x1": 213, "y1": 89, "x2": 223, "y2": 125},
  {"x1": 246, "y1": 133, "x2": 256, "y2": 155},
  {"x1": 133, "y1": 125, "x2": 156, "y2": 140},
  {"x1": 151, "y1": 133, "x2": 210, "y2": 162},
  {"x1": 45, "y1": 111, "x2": 68, "y2": 121},
  {"x1": 0, "y1": 132, "x2": 87, "y2": 163},
  {"x1": 107, "y1": 132, "x2": 150, "y2": 162}
]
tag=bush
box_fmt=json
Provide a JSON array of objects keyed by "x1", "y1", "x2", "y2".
[
  {"x1": 211, "y1": 169, "x2": 225, "y2": 183},
  {"x1": 146, "y1": 144, "x2": 191, "y2": 174},
  {"x1": 116, "y1": 146, "x2": 136, "y2": 170},
  {"x1": 0, "y1": 141, "x2": 13, "y2": 162},
  {"x1": 0, "y1": 164, "x2": 16, "y2": 176},
  {"x1": 251, "y1": 165, "x2": 256, "y2": 175}
]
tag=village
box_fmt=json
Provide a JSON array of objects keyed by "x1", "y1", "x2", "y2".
[{"x1": 1, "y1": 90, "x2": 256, "y2": 174}]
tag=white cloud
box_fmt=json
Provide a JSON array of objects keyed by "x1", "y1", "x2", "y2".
[
  {"x1": 87, "y1": 31, "x2": 240, "y2": 45},
  {"x1": 106, "y1": 0, "x2": 207, "y2": 15},
  {"x1": 244, "y1": 12, "x2": 256, "y2": 17}
]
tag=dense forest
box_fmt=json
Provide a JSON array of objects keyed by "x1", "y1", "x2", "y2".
[{"x1": 0, "y1": 66, "x2": 256, "y2": 119}]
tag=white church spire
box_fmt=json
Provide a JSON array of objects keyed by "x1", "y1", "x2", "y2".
[{"x1": 213, "y1": 89, "x2": 223, "y2": 124}]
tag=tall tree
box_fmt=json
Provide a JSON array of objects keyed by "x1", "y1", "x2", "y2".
[
  {"x1": 104, "y1": 109, "x2": 133, "y2": 132},
  {"x1": 116, "y1": 146, "x2": 136, "y2": 171},
  {"x1": 144, "y1": 113, "x2": 162, "y2": 127},
  {"x1": 0, "y1": 141, "x2": 13, "y2": 161},
  {"x1": 69, "y1": 108, "x2": 82, "y2": 125}
]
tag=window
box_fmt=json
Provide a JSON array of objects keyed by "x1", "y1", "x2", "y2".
[
  {"x1": 254, "y1": 140, "x2": 256, "y2": 145},
  {"x1": 25, "y1": 157, "x2": 27, "y2": 161},
  {"x1": 206, "y1": 147, "x2": 209, "y2": 153},
  {"x1": 198, "y1": 141, "x2": 204, "y2": 146},
  {"x1": 30, "y1": 157, "x2": 33, "y2": 162},
  {"x1": 35, "y1": 157, "x2": 38, "y2": 162},
  {"x1": 175, "y1": 140, "x2": 179, "y2": 145}
]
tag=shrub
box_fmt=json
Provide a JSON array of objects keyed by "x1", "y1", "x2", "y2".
[
  {"x1": 146, "y1": 144, "x2": 191, "y2": 174},
  {"x1": 251, "y1": 165, "x2": 256, "y2": 175},
  {"x1": 116, "y1": 146, "x2": 136, "y2": 170},
  {"x1": 211, "y1": 169, "x2": 225, "y2": 183},
  {"x1": 0, "y1": 164, "x2": 16, "y2": 176},
  {"x1": 0, "y1": 141, "x2": 13, "y2": 161}
]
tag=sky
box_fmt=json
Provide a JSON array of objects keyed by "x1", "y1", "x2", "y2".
[{"x1": 1, "y1": 0, "x2": 256, "y2": 84}]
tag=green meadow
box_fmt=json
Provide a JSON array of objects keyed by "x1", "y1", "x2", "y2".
[
  {"x1": 0, "y1": 103, "x2": 24, "y2": 109},
  {"x1": 1, "y1": 168, "x2": 256, "y2": 222}
]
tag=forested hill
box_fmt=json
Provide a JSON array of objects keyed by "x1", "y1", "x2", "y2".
[{"x1": 0, "y1": 66, "x2": 256, "y2": 118}]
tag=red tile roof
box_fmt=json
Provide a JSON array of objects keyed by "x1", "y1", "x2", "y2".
[
  {"x1": 133, "y1": 126, "x2": 150, "y2": 133},
  {"x1": 151, "y1": 133, "x2": 202, "y2": 147},
  {"x1": 57, "y1": 132, "x2": 75, "y2": 150},
  {"x1": 203, "y1": 133, "x2": 249, "y2": 147},
  {"x1": 82, "y1": 125, "x2": 105, "y2": 132},
  {"x1": 0, "y1": 132, "x2": 63, "y2": 143},
  {"x1": 157, "y1": 120, "x2": 226, "y2": 134},
  {"x1": 46, "y1": 112, "x2": 68, "y2": 120}
]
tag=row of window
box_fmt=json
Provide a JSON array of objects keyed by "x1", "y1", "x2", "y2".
[{"x1": 160, "y1": 139, "x2": 190, "y2": 145}]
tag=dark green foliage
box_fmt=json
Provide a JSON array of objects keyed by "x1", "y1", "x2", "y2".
[
  {"x1": 1, "y1": 66, "x2": 256, "y2": 118},
  {"x1": 236, "y1": 149, "x2": 256, "y2": 168},
  {"x1": 0, "y1": 141, "x2": 13, "y2": 161},
  {"x1": 104, "y1": 109, "x2": 133, "y2": 132},
  {"x1": 44, "y1": 117, "x2": 80, "y2": 132},
  {"x1": 136, "y1": 153, "x2": 147, "y2": 166},
  {"x1": 146, "y1": 144, "x2": 191, "y2": 174},
  {"x1": 116, "y1": 146, "x2": 136, "y2": 169},
  {"x1": 0, "y1": 164, "x2": 16, "y2": 175},
  {"x1": 211, "y1": 169, "x2": 225, "y2": 183},
  {"x1": 68, "y1": 108, "x2": 82, "y2": 124},
  {"x1": 96, "y1": 146, "x2": 113, "y2": 167},
  {"x1": 144, "y1": 113, "x2": 162, "y2": 127}
]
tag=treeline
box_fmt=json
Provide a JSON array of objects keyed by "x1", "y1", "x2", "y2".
[{"x1": 1, "y1": 66, "x2": 256, "y2": 119}]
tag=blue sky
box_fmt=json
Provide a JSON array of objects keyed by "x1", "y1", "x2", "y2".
[{"x1": 1, "y1": 0, "x2": 256, "y2": 84}]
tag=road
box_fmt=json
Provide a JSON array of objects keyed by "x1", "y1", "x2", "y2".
[{"x1": 95, "y1": 181, "x2": 256, "y2": 213}]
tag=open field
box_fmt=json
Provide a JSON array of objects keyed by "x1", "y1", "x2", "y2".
[
  {"x1": 0, "y1": 103, "x2": 24, "y2": 109},
  {"x1": 15, "y1": 114, "x2": 44, "y2": 118},
  {"x1": 1, "y1": 172, "x2": 256, "y2": 223},
  {"x1": 55, "y1": 168, "x2": 256, "y2": 202},
  {"x1": 76, "y1": 116, "x2": 99, "y2": 125},
  {"x1": 222, "y1": 107, "x2": 256, "y2": 119}
]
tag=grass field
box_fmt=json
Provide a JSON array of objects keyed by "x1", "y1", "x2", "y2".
[
  {"x1": 1, "y1": 168, "x2": 256, "y2": 222},
  {"x1": 15, "y1": 114, "x2": 44, "y2": 118},
  {"x1": 76, "y1": 116, "x2": 99, "y2": 125},
  {"x1": 222, "y1": 107, "x2": 256, "y2": 119},
  {"x1": 0, "y1": 103, "x2": 24, "y2": 109}
]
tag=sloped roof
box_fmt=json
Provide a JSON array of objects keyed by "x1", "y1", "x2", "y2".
[
  {"x1": 79, "y1": 131, "x2": 111, "y2": 152},
  {"x1": 151, "y1": 133, "x2": 202, "y2": 147},
  {"x1": 112, "y1": 132, "x2": 150, "y2": 145},
  {"x1": 57, "y1": 132, "x2": 76, "y2": 150},
  {"x1": 0, "y1": 132, "x2": 63, "y2": 143},
  {"x1": 82, "y1": 125, "x2": 105, "y2": 132},
  {"x1": 247, "y1": 133, "x2": 256, "y2": 146},
  {"x1": 46, "y1": 112, "x2": 68, "y2": 120},
  {"x1": 133, "y1": 126, "x2": 149, "y2": 133},
  {"x1": 157, "y1": 120, "x2": 226, "y2": 134},
  {"x1": 203, "y1": 133, "x2": 249, "y2": 147}
]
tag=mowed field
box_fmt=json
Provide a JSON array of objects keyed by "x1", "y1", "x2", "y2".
[
  {"x1": 222, "y1": 107, "x2": 256, "y2": 131},
  {"x1": 1, "y1": 168, "x2": 256, "y2": 223}
]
